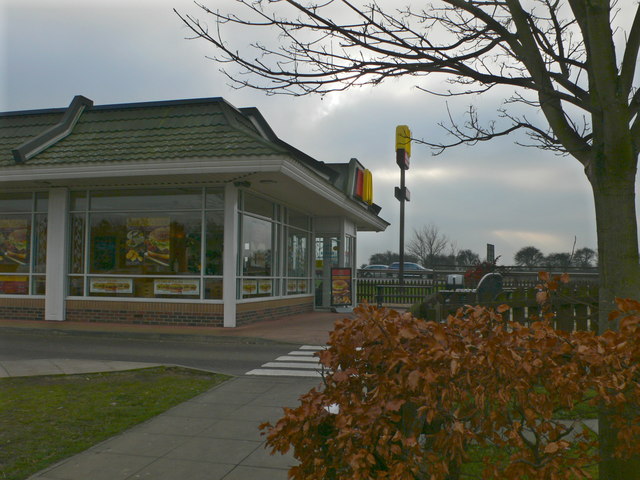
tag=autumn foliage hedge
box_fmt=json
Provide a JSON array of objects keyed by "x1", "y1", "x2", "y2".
[{"x1": 262, "y1": 276, "x2": 640, "y2": 479}]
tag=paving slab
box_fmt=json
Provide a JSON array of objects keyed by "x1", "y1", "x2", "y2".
[{"x1": 128, "y1": 458, "x2": 235, "y2": 480}]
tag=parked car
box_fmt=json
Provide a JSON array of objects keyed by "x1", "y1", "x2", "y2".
[
  {"x1": 387, "y1": 262, "x2": 433, "y2": 279},
  {"x1": 360, "y1": 264, "x2": 389, "y2": 277}
]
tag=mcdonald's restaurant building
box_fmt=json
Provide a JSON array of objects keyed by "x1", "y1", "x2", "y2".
[{"x1": 0, "y1": 96, "x2": 388, "y2": 327}]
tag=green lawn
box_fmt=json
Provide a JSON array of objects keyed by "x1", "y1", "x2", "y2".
[{"x1": 0, "y1": 366, "x2": 230, "y2": 480}]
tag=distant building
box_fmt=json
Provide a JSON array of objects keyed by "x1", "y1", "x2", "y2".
[{"x1": 0, "y1": 96, "x2": 388, "y2": 327}]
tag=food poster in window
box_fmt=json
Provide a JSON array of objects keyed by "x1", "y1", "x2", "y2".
[
  {"x1": 242, "y1": 279, "x2": 258, "y2": 297},
  {"x1": 0, "y1": 219, "x2": 29, "y2": 266},
  {"x1": 287, "y1": 279, "x2": 298, "y2": 294},
  {"x1": 126, "y1": 217, "x2": 170, "y2": 267},
  {"x1": 154, "y1": 278, "x2": 200, "y2": 296},
  {"x1": 331, "y1": 268, "x2": 352, "y2": 306},
  {"x1": 89, "y1": 277, "x2": 133, "y2": 294},
  {"x1": 257, "y1": 279, "x2": 272, "y2": 295},
  {"x1": 0, "y1": 275, "x2": 28, "y2": 294}
]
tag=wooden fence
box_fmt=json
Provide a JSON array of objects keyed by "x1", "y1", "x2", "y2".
[
  {"x1": 356, "y1": 278, "x2": 599, "y2": 333},
  {"x1": 356, "y1": 278, "x2": 438, "y2": 307},
  {"x1": 431, "y1": 285, "x2": 599, "y2": 332}
]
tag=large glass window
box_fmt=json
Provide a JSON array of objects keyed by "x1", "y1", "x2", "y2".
[
  {"x1": 88, "y1": 213, "x2": 201, "y2": 275},
  {"x1": 0, "y1": 192, "x2": 47, "y2": 295},
  {"x1": 238, "y1": 193, "x2": 311, "y2": 299},
  {"x1": 285, "y1": 226, "x2": 310, "y2": 296},
  {"x1": 68, "y1": 188, "x2": 223, "y2": 300},
  {"x1": 239, "y1": 193, "x2": 277, "y2": 299},
  {"x1": 242, "y1": 215, "x2": 273, "y2": 277},
  {"x1": 67, "y1": 188, "x2": 312, "y2": 302}
]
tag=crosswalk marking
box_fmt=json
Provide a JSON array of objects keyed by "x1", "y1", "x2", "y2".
[
  {"x1": 274, "y1": 355, "x2": 320, "y2": 362},
  {"x1": 246, "y1": 345, "x2": 327, "y2": 377},
  {"x1": 262, "y1": 362, "x2": 321, "y2": 369},
  {"x1": 247, "y1": 369, "x2": 323, "y2": 378}
]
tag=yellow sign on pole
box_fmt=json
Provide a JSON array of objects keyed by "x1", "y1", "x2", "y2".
[{"x1": 395, "y1": 125, "x2": 411, "y2": 157}]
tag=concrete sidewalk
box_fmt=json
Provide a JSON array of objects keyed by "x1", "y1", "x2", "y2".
[{"x1": 27, "y1": 375, "x2": 319, "y2": 480}]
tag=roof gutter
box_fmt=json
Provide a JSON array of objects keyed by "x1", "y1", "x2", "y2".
[{"x1": 12, "y1": 95, "x2": 93, "y2": 164}]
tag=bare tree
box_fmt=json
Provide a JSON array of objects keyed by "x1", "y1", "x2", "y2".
[
  {"x1": 176, "y1": 1, "x2": 640, "y2": 475},
  {"x1": 407, "y1": 224, "x2": 449, "y2": 268}
]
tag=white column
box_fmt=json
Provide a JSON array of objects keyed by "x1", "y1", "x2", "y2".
[
  {"x1": 44, "y1": 188, "x2": 68, "y2": 321},
  {"x1": 223, "y1": 183, "x2": 238, "y2": 327}
]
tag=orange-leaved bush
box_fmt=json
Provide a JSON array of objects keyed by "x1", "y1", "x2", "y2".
[{"x1": 261, "y1": 294, "x2": 640, "y2": 479}]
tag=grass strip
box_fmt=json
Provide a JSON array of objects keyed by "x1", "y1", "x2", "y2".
[{"x1": 0, "y1": 366, "x2": 230, "y2": 480}]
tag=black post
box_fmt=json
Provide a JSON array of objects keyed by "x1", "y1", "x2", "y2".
[
  {"x1": 399, "y1": 167, "x2": 406, "y2": 286},
  {"x1": 376, "y1": 285, "x2": 384, "y2": 308},
  {"x1": 395, "y1": 125, "x2": 411, "y2": 289}
]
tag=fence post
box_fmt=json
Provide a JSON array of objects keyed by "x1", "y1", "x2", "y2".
[
  {"x1": 555, "y1": 302, "x2": 575, "y2": 332},
  {"x1": 376, "y1": 285, "x2": 384, "y2": 308}
]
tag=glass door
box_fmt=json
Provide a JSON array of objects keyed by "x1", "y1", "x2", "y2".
[{"x1": 314, "y1": 236, "x2": 339, "y2": 308}]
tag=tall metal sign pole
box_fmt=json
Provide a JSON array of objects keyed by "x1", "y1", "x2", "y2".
[{"x1": 395, "y1": 126, "x2": 411, "y2": 286}]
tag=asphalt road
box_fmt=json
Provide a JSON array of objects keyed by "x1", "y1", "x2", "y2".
[{"x1": 0, "y1": 329, "x2": 300, "y2": 376}]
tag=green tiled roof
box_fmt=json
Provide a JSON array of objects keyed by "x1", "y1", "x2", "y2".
[{"x1": 0, "y1": 98, "x2": 291, "y2": 168}]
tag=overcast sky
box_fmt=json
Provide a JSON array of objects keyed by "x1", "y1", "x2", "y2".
[{"x1": 2, "y1": 0, "x2": 619, "y2": 267}]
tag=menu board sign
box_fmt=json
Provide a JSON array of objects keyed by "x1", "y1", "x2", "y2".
[
  {"x1": 126, "y1": 217, "x2": 171, "y2": 267},
  {"x1": 331, "y1": 268, "x2": 352, "y2": 306},
  {"x1": 0, "y1": 219, "x2": 29, "y2": 266}
]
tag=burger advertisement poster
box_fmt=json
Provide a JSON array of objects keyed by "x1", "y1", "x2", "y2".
[
  {"x1": 126, "y1": 217, "x2": 171, "y2": 267},
  {"x1": 331, "y1": 268, "x2": 353, "y2": 306},
  {"x1": 0, "y1": 219, "x2": 29, "y2": 266}
]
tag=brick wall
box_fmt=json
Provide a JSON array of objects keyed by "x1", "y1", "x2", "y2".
[
  {"x1": 2, "y1": 295, "x2": 314, "y2": 327},
  {"x1": 0, "y1": 297, "x2": 45, "y2": 321},
  {"x1": 66, "y1": 300, "x2": 225, "y2": 327},
  {"x1": 236, "y1": 296, "x2": 314, "y2": 326}
]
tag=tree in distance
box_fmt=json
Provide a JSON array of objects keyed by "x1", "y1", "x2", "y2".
[
  {"x1": 514, "y1": 246, "x2": 545, "y2": 268},
  {"x1": 573, "y1": 247, "x2": 597, "y2": 268},
  {"x1": 455, "y1": 249, "x2": 480, "y2": 267},
  {"x1": 176, "y1": 1, "x2": 640, "y2": 476},
  {"x1": 368, "y1": 250, "x2": 417, "y2": 267},
  {"x1": 514, "y1": 245, "x2": 597, "y2": 268},
  {"x1": 407, "y1": 223, "x2": 451, "y2": 269},
  {"x1": 544, "y1": 252, "x2": 573, "y2": 270}
]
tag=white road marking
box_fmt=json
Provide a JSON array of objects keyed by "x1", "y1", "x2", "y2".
[
  {"x1": 245, "y1": 368, "x2": 323, "y2": 377},
  {"x1": 275, "y1": 356, "x2": 321, "y2": 362},
  {"x1": 245, "y1": 345, "x2": 328, "y2": 377}
]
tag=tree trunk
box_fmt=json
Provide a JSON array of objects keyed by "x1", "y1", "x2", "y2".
[
  {"x1": 591, "y1": 175, "x2": 640, "y2": 333},
  {"x1": 590, "y1": 173, "x2": 640, "y2": 479}
]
